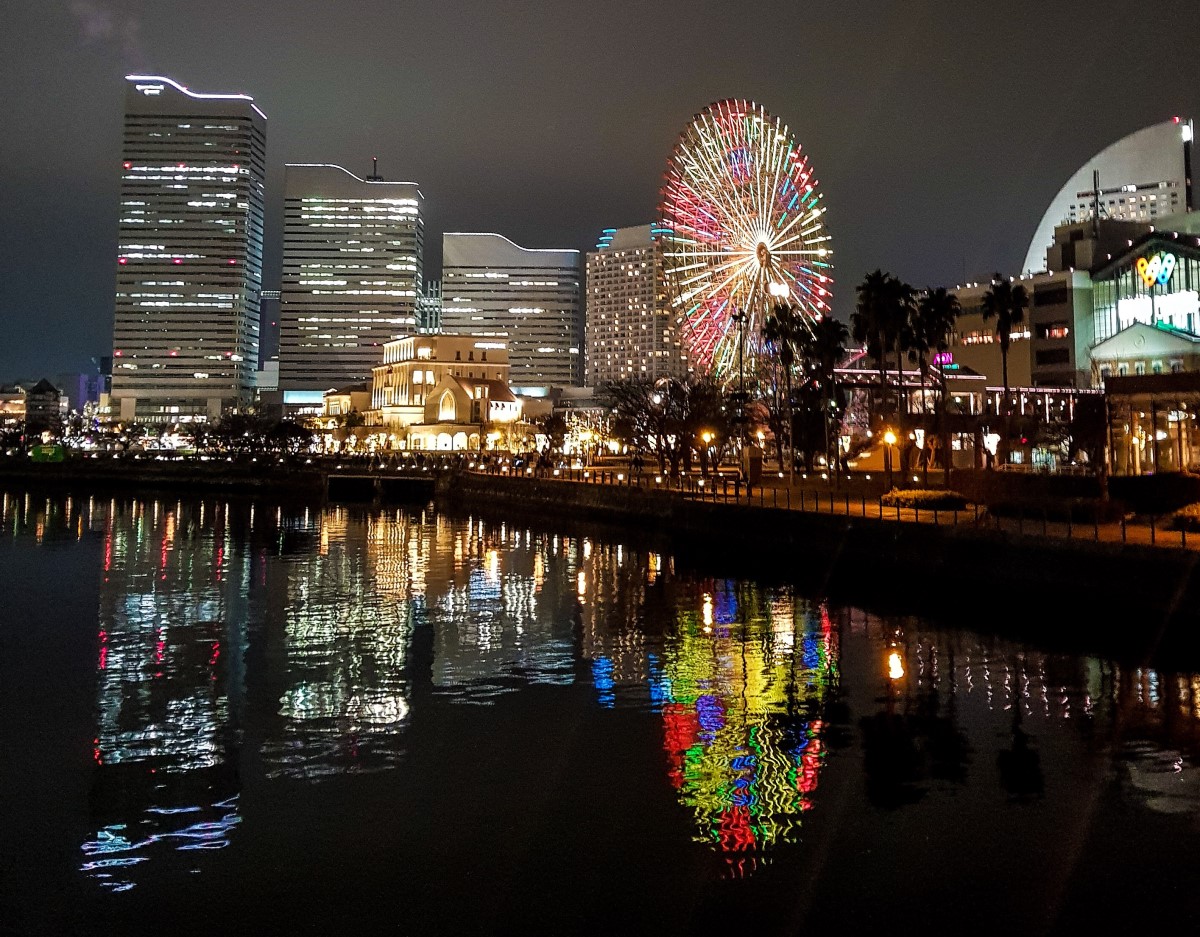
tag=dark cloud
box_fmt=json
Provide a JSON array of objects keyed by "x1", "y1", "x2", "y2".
[
  {"x1": 68, "y1": 0, "x2": 143, "y2": 64},
  {"x1": 2, "y1": 0, "x2": 1199, "y2": 378}
]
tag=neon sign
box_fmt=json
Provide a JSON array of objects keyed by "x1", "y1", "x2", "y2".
[{"x1": 1136, "y1": 251, "x2": 1177, "y2": 289}]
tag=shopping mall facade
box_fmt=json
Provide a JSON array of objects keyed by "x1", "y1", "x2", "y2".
[{"x1": 937, "y1": 118, "x2": 1200, "y2": 473}]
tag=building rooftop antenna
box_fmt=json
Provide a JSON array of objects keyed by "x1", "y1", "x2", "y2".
[{"x1": 366, "y1": 156, "x2": 383, "y2": 182}]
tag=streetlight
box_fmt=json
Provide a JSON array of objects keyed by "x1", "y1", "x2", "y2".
[
  {"x1": 883, "y1": 428, "x2": 897, "y2": 489},
  {"x1": 701, "y1": 430, "x2": 714, "y2": 476}
]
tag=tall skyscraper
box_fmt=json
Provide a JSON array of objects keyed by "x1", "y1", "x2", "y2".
[
  {"x1": 441, "y1": 233, "x2": 582, "y2": 393},
  {"x1": 585, "y1": 224, "x2": 687, "y2": 387},
  {"x1": 278, "y1": 164, "x2": 423, "y2": 398},
  {"x1": 112, "y1": 75, "x2": 266, "y2": 423}
]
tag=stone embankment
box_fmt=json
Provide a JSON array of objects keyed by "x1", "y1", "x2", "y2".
[
  {"x1": 436, "y1": 472, "x2": 1200, "y2": 660},
  {"x1": 0, "y1": 456, "x2": 326, "y2": 498}
]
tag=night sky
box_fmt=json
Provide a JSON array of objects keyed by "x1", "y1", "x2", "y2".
[{"x1": 3, "y1": 0, "x2": 1199, "y2": 378}]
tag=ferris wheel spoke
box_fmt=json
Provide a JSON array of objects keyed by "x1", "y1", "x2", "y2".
[{"x1": 771, "y1": 201, "x2": 822, "y2": 245}]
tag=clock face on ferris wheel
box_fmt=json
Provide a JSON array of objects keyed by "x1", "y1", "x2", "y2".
[{"x1": 659, "y1": 100, "x2": 833, "y2": 379}]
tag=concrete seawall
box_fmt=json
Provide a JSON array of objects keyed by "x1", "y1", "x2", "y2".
[
  {"x1": 0, "y1": 458, "x2": 326, "y2": 498},
  {"x1": 438, "y1": 473, "x2": 1200, "y2": 662}
]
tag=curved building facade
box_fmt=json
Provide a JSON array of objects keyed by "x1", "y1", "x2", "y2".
[{"x1": 1022, "y1": 120, "x2": 1194, "y2": 274}]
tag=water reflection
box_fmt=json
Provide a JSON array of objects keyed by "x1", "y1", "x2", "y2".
[
  {"x1": 91, "y1": 500, "x2": 248, "y2": 891},
  {"x1": 261, "y1": 509, "x2": 414, "y2": 779},
  {"x1": 426, "y1": 522, "x2": 578, "y2": 700},
  {"x1": 5, "y1": 491, "x2": 1200, "y2": 903},
  {"x1": 579, "y1": 555, "x2": 840, "y2": 873},
  {"x1": 654, "y1": 587, "x2": 837, "y2": 874}
]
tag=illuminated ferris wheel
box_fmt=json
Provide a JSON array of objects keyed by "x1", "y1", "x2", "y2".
[{"x1": 659, "y1": 100, "x2": 833, "y2": 380}]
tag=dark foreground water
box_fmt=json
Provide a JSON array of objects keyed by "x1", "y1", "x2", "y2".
[{"x1": 1, "y1": 491, "x2": 1199, "y2": 936}]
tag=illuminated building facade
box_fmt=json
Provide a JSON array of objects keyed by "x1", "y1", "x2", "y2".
[
  {"x1": 1091, "y1": 231, "x2": 1200, "y2": 344},
  {"x1": 441, "y1": 233, "x2": 582, "y2": 394},
  {"x1": 255, "y1": 288, "x2": 281, "y2": 394},
  {"x1": 947, "y1": 270, "x2": 1095, "y2": 387},
  {"x1": 418, "y1": 280, "x2": 442, "y2": 333},
  {"x1": 112, "y1": 76, "x2": 266, "y2": 423},
  {"x1": 585, "y1": 224, "x2": 687, "y2": 387},
  {"x1": 1023, "y1": 118, "x2": 1194, "y2": 274},
  {"x1": 370, "y1": 334, "x2": 522, "y2": 450},
  {"x1": 279, "y1": 164, "x2": 424, "y2": 398}
]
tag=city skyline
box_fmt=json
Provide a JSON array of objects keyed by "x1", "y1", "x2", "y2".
[{"x1": 3, "y1": 0, "x2": 1200, "y2": 379}]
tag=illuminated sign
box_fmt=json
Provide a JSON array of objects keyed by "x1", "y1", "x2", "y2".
[
  {"x1": 933, "y1": 352, "x2": 954, "y2": 366},
  {"x1": 1136, "y1": 251, "x2": 1177, "y2": 289}
]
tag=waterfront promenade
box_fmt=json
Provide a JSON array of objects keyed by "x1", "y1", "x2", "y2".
[
  {"x1": 464, "y1": 459, "x2": 1197, "y2": 553},
  {"x1": 6, "y1": 452, "x2": 1200, "y2": 654},
  {"x1": 0, "y1": 452, "x2": 1194, "y2": 553}
]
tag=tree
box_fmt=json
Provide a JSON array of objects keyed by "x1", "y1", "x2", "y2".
[
  {"x1": 852, "y1": 270, "x2": 893, "y2": 414},
  {"x1": 268, "y1": 419, "x2": 315, "y2": 455},
  {"x1": 852, "y1": 271, "x2": 916, "y2": 421},
  {"x1": 797, "y1": 315, "x2": 849, "y2": 472},
  {"x1": 538, "y1": 413, "x2": 569, "y2": 453},
  {"x1": 981, "y1": 273, "x2": 1030, "y2": 464},
  {"x1": 911, "y1": 287, "x2": 961, "y2": 479},
  {"x1": 206, "y1": 413, "x2": 273, "y2": 454},
  {"x1": 601, "y1": 376, "x2": 728, "y2": 475},
  {"x1": 761, "y1": 301, "x2": 806, "y2": 471}
]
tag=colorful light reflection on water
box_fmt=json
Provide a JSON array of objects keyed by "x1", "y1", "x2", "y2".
[{"x1": 4, "y1": 491, "x2": 1200, "y2": 932}]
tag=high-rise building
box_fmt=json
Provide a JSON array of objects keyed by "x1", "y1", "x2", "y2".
[
  {"x1": 585, "y1": 224, "x2": 687, "y2": 387},
  {"x1": 418, "y1": 281, "x2": 443, "y2": 333},
  {"x1": 257, "y1": 289, "x2": 281, "y2": 369},
  {"x1": 278, "y1": 164, "x2": 423, "y2": 402},
  {"x1": 441, "y1": 233, "x2": 582, "y2": 394},
  {"x1": 1023, "y1": 119, "x2": 1195, "y2": 274},
  {"x1": 112, "y1": 75, "x2": 266, "y2": 423}
]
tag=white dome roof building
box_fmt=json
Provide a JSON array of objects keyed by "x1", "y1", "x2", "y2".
[{"x1": 1022, "y1": 119, "x2": 1194, "y2": 274}]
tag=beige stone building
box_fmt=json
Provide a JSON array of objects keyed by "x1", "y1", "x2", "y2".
[{"x1": 369, "y1": 335, "x2": 526, "y2": 450}]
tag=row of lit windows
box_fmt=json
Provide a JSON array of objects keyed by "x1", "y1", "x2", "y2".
[{"x1": 957, "y1": 329, "x2": 1032, "y2": 345}]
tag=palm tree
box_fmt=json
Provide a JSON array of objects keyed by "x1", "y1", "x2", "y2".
[
  {"x1": 889, "y1": 279, "x2": 918, "y2": 418},
  {"x1": 761, "y1": 301, "x2": 805, "y2": 472},
  {"x1": 981, "y1": 273, "x2": 1030, "y2": 464},
  {"x1": 799, "y1": 315, "x2": 850, "y2": 473},
  {"x1": 853, "y1": 271, "x2": 916, "y2": 421},
  {"x1": 911, "y1": 288, "x2": 961, "y2": 481},
  {"x1": 852, "y1": 270, "x2": 893, "y2": 415}
]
